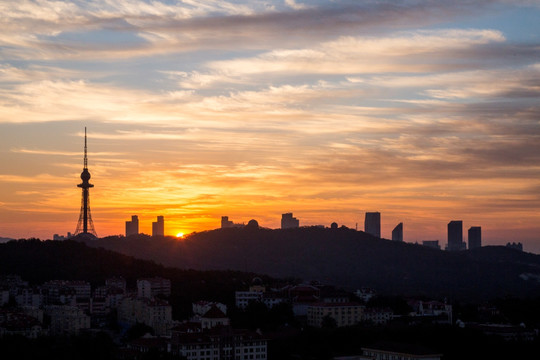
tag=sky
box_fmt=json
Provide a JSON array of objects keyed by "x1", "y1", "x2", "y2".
[{"x1": 0, "y1": 0, "x2": 539, "y2": 252}]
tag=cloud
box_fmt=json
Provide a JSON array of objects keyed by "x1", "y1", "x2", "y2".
[
  {"x1": 178, "y1": 29, "x2": 509, "y2": 88},
  {"x1": 0, "y1": 1, "x2": 502, "y2": 60},
  {"x1": 285, "y1": 0, "x2": 310, "y2": 11},
  {"x1": 11, "y1": 148, "x2": 124, "y2": 156}
]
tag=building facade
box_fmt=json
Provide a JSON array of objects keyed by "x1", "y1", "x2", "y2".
[
  {"x1": 281, "y1": 213, "x2": 299, "y2": 229},
  {"x1": 447, "y1": 220, "x2": 465, "y2": 251},
  {"x1": 468, "y1": 226, "x2": 481, "y2": 249},
  {"x1": 392, "y1": 222, "x2": 403, "y2": 242},
  {"x1": 307, "y1": 303, "x2": 364, "y2": 327},
  {"x1": 152, "y1": 216, "x2": 165, "y2": 237},
  {"x1": 364, "y1": 212, "x2": 381, "y2": 238},
  {"x1": 126, "y1": 215, "x2": 139, "y2": 237},
  {"x1": 170, "y1": 326, "x2": 267, "y2": 360},
  {"x1": 117, "y1": 296, "x2": 173, "y2": 336},
  {"x1": 137, "y1": 277, "x2": 171, "y2": 299}
]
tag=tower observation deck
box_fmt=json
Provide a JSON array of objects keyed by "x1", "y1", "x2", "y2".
[{"x1": 74, "y1": 127, "x2": 97, "y2": 237}]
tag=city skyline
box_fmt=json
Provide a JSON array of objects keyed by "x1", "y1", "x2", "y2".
[{"x1": 0, "y1": 1, "x2": 539, "y2": 252}]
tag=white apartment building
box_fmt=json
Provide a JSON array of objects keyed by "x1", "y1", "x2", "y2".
[
  {"x1": 118, "y1": 296, "x2": 173, "y2": 336},
  {"x1": 362, "y1": 308, "x2": 394, "y2": 325},
  {"x1": 235, "y1": 291, "x2": 263, "y2": 309},
  {"x1": 307, "y1": 303, "x2": 365, "y2": 328},
  {"x1": 200, "y1": 306, "x2": 230, "y2": 330},
  {"x1": 137, "y1": 277, "x2": 171, "y2": 299},
  {"x1": 170, "y1": 327, "x2": 267, "y2": 360},
  {"x1": 362, "y1": 346, "x2": 442, "y2": 360},
  {"x1": 43, "y1": 280, "x2": 91, "y2": 302}
]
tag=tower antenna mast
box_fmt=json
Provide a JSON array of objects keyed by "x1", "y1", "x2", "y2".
[
  {"x1": 74, "y1": 127, "x2": 97, "y2": 237},
  {"x1": 84, "y1": 127, "x2": 88, "y2": 169}
]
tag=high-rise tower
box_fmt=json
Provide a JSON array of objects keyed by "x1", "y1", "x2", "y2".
[
  {"x1": 74, "y1": 127, "x2": 97, "y2": 237},
  {"x1": 364, "y1": 212, "x2": 381, "y2": 238},
  {"x1": 447, "y1": 220, "x2": 465, "y2": 251}
]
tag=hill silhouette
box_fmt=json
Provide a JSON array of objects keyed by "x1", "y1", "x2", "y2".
[
  {"x1": 0, "y1": 239, "x2": 271, "y2": 318},
  {"x1": 79, "y1": 226, "x2": 540, "y2": 302}
]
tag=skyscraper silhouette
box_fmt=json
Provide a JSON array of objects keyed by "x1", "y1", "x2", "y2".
[
  {"x1": 281, "y1": 213, "x2": 299, "y2": 229},
  {"x1": 468, "y1": 226, "x2": 482, "y2": 249},
  {"x1": 392, "y1": 222, "x2": 403, "y2": 242},
  {"x1": 74, "y1": 127, "x2": 97, "y2": 237},
  {"x1": 447, "y1": 220, "x2": 465, "y2": 251},
  {"x1": 126, "y1": 215, "x2": 139, "y2": 237},
  {"x1": 152, "y1": 216, "x2": 165, "y2": 237},
  {"x1": 364, "y1": 212, "x2": 381, "y2": 238}
]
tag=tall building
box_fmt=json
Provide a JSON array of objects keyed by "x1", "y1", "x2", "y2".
[
  {"x1": 447, "y1": 220, "x2": 466, "y2": 251},
  {"x1": 392, "y1": 222, "x2": 403, "y2": 242},
  {"x1": 364, "y1": 212, "x2": 381, "y2": 238},
  {"x1": 74, "y1": 127, "x2": 97, "y2": 237},
  {"x1": 281, "y1": 213, "x2": 299, "y2": 229},
  {"x1": 468, "y1": 226, "x2": 482, "y2": 249},
  {"x1": 126, "y1": 215, "x2": 139, "y2": 237},
  {"x1": 152, "y1": 216, "x2": 164, "y2": 237}
]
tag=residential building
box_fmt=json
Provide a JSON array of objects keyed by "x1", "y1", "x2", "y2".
[
  {"x1": 0, "y1": 311, "x2": 44, "y2": 339},
  {"x1": 286, "y1": 284, "x2": 321, "y2": 316},
  {"x1": 235, "y1": 291, "x2": 263, "y2": 310},
  {"x1": 392, "y1": 222, "x2": 403, "y2": 242},
  {"x1": 364, "y1": 212, "x2": 381, "y2": 238},
  {"x1": 362, "y1": 308, "x2": 394, "y2": 325},
  {"x1": 193, "y1": 301, "x2": 227, "y2": 317},
  {"x1": 262, "y1": 292, "x2": 285, "y2": 309},
  {"x1": 42, "y1": 280, "x2": 91, "y2": 302},
  {"x1": 408, "y1": 300, "x2": 452, "y2": 324},
  {"x1": 45, "y1": 305, "x2": 90, "y2": 335},
  {"x1": 126, "y1": 215, "x2": 139, "y2": 237},
  {"x1": 320, "y1": 287, "x2": 350, "y2": 304},
  {"x1": 152, "y1": 216, "x2": 165, "y2": 237},
  {"x1": 105, "y1": 276, "x2": 127, "y2": 293},
  {"x1": 307, "y1": 302, "x2": 364, "y2": 327},
  {"x1": 468, "y1": 226, "x2": 482, "y2": 249},
  {"x1": 281, "y1": 213, "x2": 299, "y2": 229},
  {"x1": 15, "y1": 287, "x2": 43, "y2": 307},
  {"x1": 124, "y1": 334, "x2": 169, "y2": 356},
  {"x1": 170, "y1": 325, "x2": 267, "y2": 360},
  {"x1": 200, "y1": 305, "x2": 230, "y2": 330},
  {"x1": 137, "y1": 277, "x2": 171, "y2": 299},
  {"x1": 117, "y1": 296, "x2": 174, "y2": 336},
  {"x1": 362, "y1": 344, "x2": 442, "y2": 360}
]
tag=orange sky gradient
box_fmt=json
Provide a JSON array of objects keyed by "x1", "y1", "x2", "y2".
[{"x1": 0, "y1": 1, "x2": 539, "y2": 252}]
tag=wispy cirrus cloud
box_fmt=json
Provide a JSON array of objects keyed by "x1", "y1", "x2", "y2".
[
  {"x1": 0, "y1": 0, "x2": 504, "y2": 60},
  {"x1": 1, "y1": 0, "x2": 540, "y2": 250}
]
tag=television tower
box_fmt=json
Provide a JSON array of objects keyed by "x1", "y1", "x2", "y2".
[{"x1": 74, "y1": 127, "x2": 97, "y2": 237}]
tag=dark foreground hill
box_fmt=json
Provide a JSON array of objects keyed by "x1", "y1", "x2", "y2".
[
  {"x1": 80, "y1": 226, "x2": 540, "y2": 302},
  {"x1": 0, "y1": 239, "x2": 269, "y2": 318}
]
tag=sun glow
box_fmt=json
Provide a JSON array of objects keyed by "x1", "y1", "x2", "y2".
[{"x1": 176, "y1": 232, "x2": 184, "y2": 238}]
